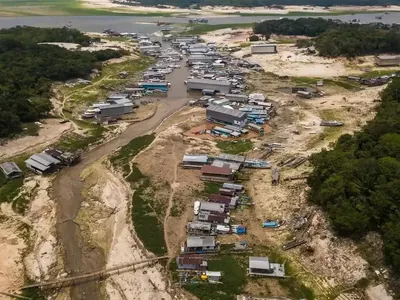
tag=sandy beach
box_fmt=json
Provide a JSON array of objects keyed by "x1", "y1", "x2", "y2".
[{"x1": 81, "y1": 0, "x2": 400, "y2": 15}]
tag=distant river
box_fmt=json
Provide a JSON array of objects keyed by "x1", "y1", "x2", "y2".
[{"x1": 0, "y1": 12, "x2": 399, "y2": 33}]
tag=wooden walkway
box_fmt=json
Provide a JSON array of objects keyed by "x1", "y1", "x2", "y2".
[{"x1": 21, "y1": 256, "x2": 169, "y2": 290}]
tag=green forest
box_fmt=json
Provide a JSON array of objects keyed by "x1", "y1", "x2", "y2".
[
  {"x1": 253, "y1": 18, "x2": 400, "y2": 57},
  {"x1": 136, "y1": 0, "x2": 400, "y2": 8},
  {"x1": 0, "y1": 27, "x2": 123, "y2": 138},
  {"x1": 308, "y1": 79, "x2": 400, "y2": 277}
]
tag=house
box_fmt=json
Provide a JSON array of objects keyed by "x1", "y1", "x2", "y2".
[
  {"x1": 251, "y1": 44, "x2": 277, "y2": 54},
  {"x1": 0, "y1": 162, "x2": 22, "y2": 179},
  {"x1": 206, "y1": 105, "x2": 248, "y2": 127},
  {"x1": 184, "y1": 236, "x2": 217, "y2": 253},
  {"x1": 138, "y1": 81, "x2": 169, "y2": 91},
  {"x1": 198, "y1": 211, "x2": 230, "y2": 224},
  {"x1": 186, "y1": 221, "x2": 213, "y2": 235},
  {"x1": 211, "y1": 159, "x2": 242, "y2": 172},
  {"x1": 25, "y1": 153, "x2": 61, "y2": 174},
  {"x1": 200, "y1": 165, "x2": 234, "y2": 182},
  {"x1": 187, "y1": 78, "x2": 231, "y2": 94},
  {"x1": 200, "y1": 202, "x2": 226, "y2": 214},
  {"x1": 187, "y1": 55, "x2": 216, "y2": 65},
  {"x1": 205, "y1": 271, "x2": 222, "y2": 282},
  {"x1": 176, "y1": 255, "x2": 207, "y2": 270},
  {"x1": 182, "y1": 154, "x2": 209, "y2": 169},
  {"x1": 224, "y1": 94, "x2": 249, "y2": 103},
  {"x1": 208, "y1": 194, "x2": 238, "y2": 210},
  {"x1": 222, "y1": 183, "x2": 244, "y2": 192},
  {"x1": 375, "y1": 55, "x2": 400, "y2": 66},
  {"x1": 44, "y1": 149, "x2": 80, "y2": 166},
  {"x1": 248, "y1": 256, "x2": 285, "y2": 278},
  {"x1": 218, "y1": 188, "x2": 236, "y2": 197},
  {"x1": 96, "y1": 103, "x2": 134, "y2": 118}
]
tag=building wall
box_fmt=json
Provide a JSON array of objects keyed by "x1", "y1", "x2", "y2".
[
  {"x1": 206, "y1": 109, "x2": 247, "y2": 126},
  {"x1": 187, "y1": 82, "x2": 231, "y2": 94},
  {"x1": 251, "y1": 45, "x2": 277, "y2": 54},
  {"x1": 99, "y1": 106, "x2": 132, "y2": 117},
  {"x1": 375, "y1": 57, "x2": 400, "y2": 66}
]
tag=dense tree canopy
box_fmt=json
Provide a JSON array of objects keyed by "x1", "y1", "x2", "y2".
[
  {"x1": 253, "y1": 18, "x2": 400, "y2": 57},
  {"x1": 0, "y1": 27, "x2": 123, "y2": 138},
  {"x1": 308, "y1": 79, "x2": 400, "y2": 274}
]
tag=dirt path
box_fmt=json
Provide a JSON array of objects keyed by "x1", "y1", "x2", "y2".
[
  {"x1": 52, "y1": 60, "x2": 190, "y2": 300},
  {"x1": 164, "y1": 143, "x2": 179, "y2": 261}
]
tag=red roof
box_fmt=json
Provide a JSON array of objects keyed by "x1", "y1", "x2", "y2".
[
  {"x1": 201, "y1": 165, "x2": 232, "y2": 176},
  {"x1": 209, "y1": 194, "x2": 232, "y2": 204},
  {"x1": 177, "y1": 255, "x2": 206, "y2": 265}
]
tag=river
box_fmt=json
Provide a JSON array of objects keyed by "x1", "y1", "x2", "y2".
[
  {"x1": 0, "y1": 12, "x2": 399, "y2": 33},
  {"x1": 52, "y1": 58, "x2": 190, "y2": 299}
]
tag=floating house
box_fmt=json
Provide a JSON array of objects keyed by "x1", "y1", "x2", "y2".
[
  {"x1": 206, "y1": 105, "x2": 248, "y2": 127},
  {"x1": 248, "y1": 256, "x2": 285, "y2": 278},
  {"x1": 184, "y1": 236, "x2": 217, "y2": 253},
  {"x1": 200, "y1": 165, "x2": 234, "y2": 182}
]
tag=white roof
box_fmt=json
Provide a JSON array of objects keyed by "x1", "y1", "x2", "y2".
[
  {"x1": 249, "y1": 256, "x2": 270, "y2": 269},
  {"x1": 206, "y1": 271, "x2": 222, "y2": 277},
  {"x1": 183, "y1": 154, "x2": 208, "y2": 163}
]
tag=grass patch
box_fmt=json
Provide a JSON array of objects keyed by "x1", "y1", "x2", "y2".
[
  {"x1": 0, "y1": 0, "x2": 174, "y2": 16},
  {"x1": 291, "y1": 76, "x2": 319, "y2": 85},
  {"x1": 240, "y1": 42, "x2": 251, "y2": 48},
  {"x1": 360, "y1": 69, "x2": 398, "y2": 79},
  {"x1": 186, "y1": 23, "x2": 253, "y2": 35},
  {"x1": 216, "y1": 139, "x2": 253, "y2": 155},
  {"x1": 275, "y1": 37, "x2": 297, "y2": 44},
  {"x1": 110, "y1": 134, "x2": 155, "y2": 177},
  {"x1": 131, "y1": 176, "x2": 167, "y2": 256},
  {"x1": 0, "y1": 176, "x2": 24, "y2": 204},
  {"x1": 279, "y1": 278, "x2": 315, "y2": 300},
  {"x1": 21, "y1": 122, "x2": 40, "y2": 137},
  {"x1": 57, "y1": 125, "x2": 105, "y2": 151},
  {"x1": 110, "y1": 134, "x2": 165, "y2": 255},
  {"x1": 183, "y1": 255, "x2": 247, "y2": 300}
]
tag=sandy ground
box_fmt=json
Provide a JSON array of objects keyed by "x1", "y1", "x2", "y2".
[
  {"x1": 0, "y1": 119, "x2": 72, "y2": 160},
  {"x1": 77, "y1": 157, "x2": 177, "y2": 300},
  {"x1": 367, "y1": 284, "x2": 394, "y2": 300},
  {"x1": 202, "y1": 29, "x2": 400, "y2": 78},
  {"x1": 81, "y1": 0, "x2": 400, "y2": 15},
  {"x1": 0, "y1": 176, "x2": 59, "y2": 297}
]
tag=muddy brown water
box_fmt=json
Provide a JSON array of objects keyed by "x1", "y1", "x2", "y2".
[{"x1": 52, "y1": 59, "x2": 190, "y2": 299}]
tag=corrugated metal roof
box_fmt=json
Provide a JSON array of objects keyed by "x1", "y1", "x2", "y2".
[
  {"x1": 212, "y1": 160, "x2": 241, "y2": 171},
  {"x1": 177, "y1": 255, "x2": 206, "y2": 265},
  {"x1": 218, "y1": 153, "x2": 246, "y2": 163},
  {"x1": 0, "y1": 162, "x2": 22, "y2": 175},
  {"x1": 183, "y1": 154, "x2": 208, "y2": 163},
  {"x1": 249, "y1": 256, "x2": 270, "y2": 269},
  {"x1": 252, "y1": 44, "x2": 277, "y2": 48},
  {"x1": 25, "y1": 158, "x2": 49, "y2": 172},
  {"x1": 30, "y1": 154, "x2": 52, "y2": 166},
  {"x1": 187, "y1": 236, "x2": 215, "y2": 248},
  {"x1": 222, "y1": 183, "x2": 243, "y2": 191},
  {"x1": 187, "y1": 221, "x2": 212, "y2": 231},
  {"x1": 201, "y1": 165, "x2": 232, "y2": 176},
  {"x1": 200, "y1": 202, "x2": 225, "y2": 213},
  {"x1": 36, "y1": 153, "x2": 61, "y2": 165},
  {"x1": 188, "y1": 78, "x2": 231, "y2": 87},
  {"x1": 209, "y1": 194, "x2": 232, "y2": 203},
  {"x1": 206, "y1": 105, "x2": 246, "y2": 118}
]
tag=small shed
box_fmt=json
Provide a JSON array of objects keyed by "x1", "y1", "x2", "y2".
[
  {"x1": 205, "y1": 271, "x2": 222, "y2": 282},
  {"x1": 0, "y1": 162, "x2": 23, "y2": 179},
  {"x1": 251, "y1": 44, "x2": 277, "y2": 54},
  {"x1": 200, "y1": 165, "x2": 234, "y2": 182},
  {"x1": 25, "y1": 153, "x2": 61, "y2": 174}
]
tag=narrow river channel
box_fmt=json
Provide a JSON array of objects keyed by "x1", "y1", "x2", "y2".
[{"x1": 52, "y1": 57, "x2": 190, "y2": 299}]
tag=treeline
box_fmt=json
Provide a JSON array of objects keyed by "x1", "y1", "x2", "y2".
[
  {"x1": 308, "y1": 79, "x2": 400, "y2": 274},
  {"x1": 253, "y1": 18, "x2": 400, "y2": 57},
  {"x1": 0, "y1": 27, "x2": 123, "y2": 138},
  {"x1": 135, "y1": 0, "x2": 400, "y2": 7}
]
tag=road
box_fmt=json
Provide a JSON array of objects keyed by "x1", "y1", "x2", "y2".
[{"x1": 52, "y1": 59, "x2": 190, "y2": 300}]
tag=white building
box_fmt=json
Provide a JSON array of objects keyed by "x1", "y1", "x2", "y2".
[{"x1": 251, "y1": 44, "x2": 277, "y2": 54}]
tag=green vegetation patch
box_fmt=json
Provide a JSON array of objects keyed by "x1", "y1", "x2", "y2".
[
  {"x1": 183, "y1": 255, "x2": 247, "y2": 300},
  {"x1": 253, "y1": 18, "x2": 400, "y2": 57},
  {"x1": 186, "y1": 23, "x2": 253, "y2": 35},
  {"x1": 0, "y1": 27, "x2": 123, "y2": 138},
  {"x1": 216, "y1": 139, "x2": 253, "y2": 154},
  {"x1": 110, "y1": 134, "x2": 155, "y2": 176},
  {"x1": 110, "y1": 134, "x2": 166, "y2": 255}
]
